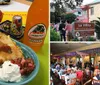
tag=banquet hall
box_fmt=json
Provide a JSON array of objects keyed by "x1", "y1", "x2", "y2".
[{"x1": 50, "y1": 43, "x2": 100, "y2": 85}]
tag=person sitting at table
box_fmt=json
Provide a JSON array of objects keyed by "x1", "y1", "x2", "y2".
[
  {"x1": 70, "y1": 69, "x2": 77, "y2": 79},
  {"x1": 70, "y1": 69, "x2": 77, "y2": 84},
  {"x1": 65, "y1": 68, "x2": 71, "y2": 85},
  {"x1": 94, "y1": 68, "x2": 99, "y2": 76},
  {"x1": 51, "y1": 67, "x2": 58, "y2": 73},
  {"x1": 72, "y1": 65, "x2": 77, "y2": 71},
  {"x1": 59, "y1": 66, "x2": 66, "y2": 75},
  {"x1": 85, "y1": 67, "x2": 90, "y2": 76},
  {"x1": 69, "y1": 60, "x2": 73, "y2": 68},
  {"x1": 90, "y1": 64, "x2": 94, "y2": 77},
  {"x1": 50, "y1": 76, "x2": 53, "y2": 85},
  {"x1": 55, "y1": 63, "x2": 61, "y2": 71},
  {"x1": 76, "y1": 68, "x2": 83, "y2": 84},
  {"x1": 92, "y1": 69, "x2": 100, "y2": 85},
  {"x1": 93, "y1": 69, "x2": 100, "y2": 80}
]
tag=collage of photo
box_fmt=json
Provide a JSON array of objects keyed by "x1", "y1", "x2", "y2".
[
  {"x1": 0, "y1": 0, "x2": 49, "y2": 85},
  {"x1": 0, "y1": 0, "x2": 100, "y2": 85},
  {"x1": 50, "y1": 0, "x2": 100, "y2": 85}
]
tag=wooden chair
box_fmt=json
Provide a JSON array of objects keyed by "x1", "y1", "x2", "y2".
[{"x1": 83, "y1": 79, "x2": 91, "y2": 85}]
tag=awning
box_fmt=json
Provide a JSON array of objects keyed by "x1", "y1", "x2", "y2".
[{"x1": 76, "y1": 51, "x2": 89, "y2": 57}]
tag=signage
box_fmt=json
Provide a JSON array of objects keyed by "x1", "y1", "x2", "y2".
[{"x1": 75, "y1": 23, "x2": 94, "y2": 37}]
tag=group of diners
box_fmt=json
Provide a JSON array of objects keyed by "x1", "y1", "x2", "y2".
[{"x1": 50, "y1": 62, "x2": 100, "y2": 85}]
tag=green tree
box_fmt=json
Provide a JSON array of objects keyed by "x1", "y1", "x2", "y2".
[
  {"x1": 50, "y1": 0, "x2": 84, "y2": 23},
  {"x1": 65, "y1": 13, "x2": 77, "y2": 23},
  {"x1": 50, "y1": 1, "x2": 66, "y2": 23},
  {"x1": 50, "y1": 12, "x2": 55, "y2": 23},
  {"x1": 94, "y1": 17, "x2": 100, "y2": 39}
]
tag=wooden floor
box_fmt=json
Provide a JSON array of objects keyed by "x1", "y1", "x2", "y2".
[{"x1": 15, "y1": 0, "x2": 32, "y2": 5}]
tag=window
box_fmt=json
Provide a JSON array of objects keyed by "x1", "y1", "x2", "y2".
[
  {"x1": 83, "y1": 11, "x2": 87, "y2": 15},
  {"x1": 90, "y1": 7, "x2": 94, "y2": 15}
]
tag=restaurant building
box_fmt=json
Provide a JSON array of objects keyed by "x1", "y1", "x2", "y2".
[
  {"x1": 51, "y1": 43, "x2": 100, "y2": 68},
  {"x1": 66, "y1": 5, "x2": 89, "y2": 22},
  {"x1": 87, "y1": 1, "x2": 100, "y2": 22}
]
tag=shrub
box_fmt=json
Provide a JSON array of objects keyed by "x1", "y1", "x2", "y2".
[
  {"x1": 86, "y1": 37, "x2": 96, "y2": 41},
  {"x1": 50, "y1": 29, "x2": 61, "y2": 41}
]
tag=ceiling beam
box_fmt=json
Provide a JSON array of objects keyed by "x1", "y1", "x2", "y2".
[{"x1": 52, "y1": 43, "x2": 100, "y2": 56}]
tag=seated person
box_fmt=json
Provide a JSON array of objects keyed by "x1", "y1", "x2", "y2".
[
  {"x1": 85, "y1": 67, "x2": 90, "y2": 76},
  {"x1": 70, "y1": 69, "x2": 76, "y2": 79},
  {"x1": 65, "y1": 68, "x2": 71, "y2": 84},
  {"x1": 94, "y1": 68, "x2": 99, "y2": 76},
  {"x1": 76, "y1": 68, "x2": 83, "y2": 81},
  {"x1": 70, "y1": 69, "x2": 77, "y2": 84},
  {"x1": 92, "y1": 70, "x2": 100, "y2": 85}
]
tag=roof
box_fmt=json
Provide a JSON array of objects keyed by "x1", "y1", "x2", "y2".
[{"x1": 86, "y1": 1, "x2": 100, "y2": 5}]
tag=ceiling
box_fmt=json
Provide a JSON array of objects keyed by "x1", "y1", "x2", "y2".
[{"x1": 50, "y1": 43, "x2": 100, "y2": 56}]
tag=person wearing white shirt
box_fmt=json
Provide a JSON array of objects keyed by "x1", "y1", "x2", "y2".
[
  {"x1": 92, "y1": 70, "x2": 100, "y2": 85},
  {"x1": 52, "y1": 68, "x2": 58, "y2": 73},
  {"x1": 59, "y1": 67, "x2": 66, "y2": 79},
  {"x1": 70, "y1": 69, "x2": 77, "y2": 79},
  {"x1": 65, "y1": 73, "x2": 71, "y2": 84},
  {"x1": 50, "y1": 77, "x2": 53, "y2": 85},
  {"x1": 65, "y1": 69, "x2": 71, "y2": 84}
]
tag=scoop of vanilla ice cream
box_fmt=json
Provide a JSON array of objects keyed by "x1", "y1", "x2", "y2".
[{"x1": 0, "y1": 61, "x2": 21, "y2": 82}]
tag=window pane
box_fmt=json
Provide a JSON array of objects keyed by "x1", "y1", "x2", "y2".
[{"x1": 90, "y1": 7, "x2": 94, "y2": 15}]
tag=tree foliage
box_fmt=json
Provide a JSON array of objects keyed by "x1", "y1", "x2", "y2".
[
  {"x1": 65, "y1": 13, "x2": 77, "y2": 23},
  {"x1": 50, "y1": 0, "x2": 83, "y2": 23},
  {"x1": 95, "y1": 17, "x2": 100, "y2": 32},
  {"x1": 94, "y1": 17, "x2": 100, "y2": 39}
]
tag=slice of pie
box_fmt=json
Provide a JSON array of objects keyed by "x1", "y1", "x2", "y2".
[{"x1": 0, "y1": 32, "x2": 23, "y2": 64}]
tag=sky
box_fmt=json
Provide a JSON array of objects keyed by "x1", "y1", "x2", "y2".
[
  {"x1": 83, "y1": 0, "x2": 100, "y2": 5},
  {"x1": 82, "y1": 0, "x2": 94, "y2": 5}
]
